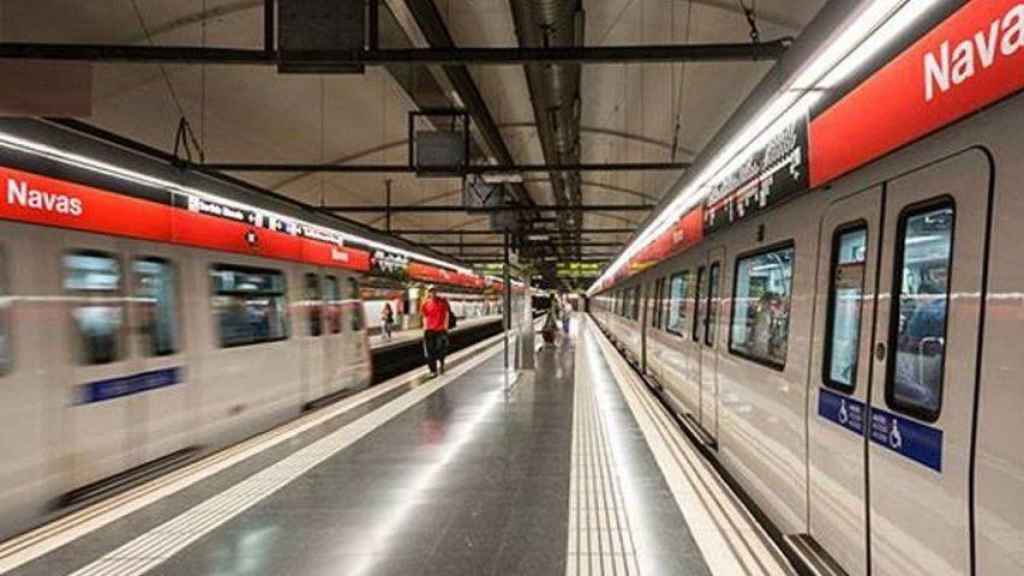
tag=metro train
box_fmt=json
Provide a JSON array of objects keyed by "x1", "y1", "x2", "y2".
[
  {"x1": 592, "y1": 2, "x2": 1024, "y2": 575},
  {"x1": 0, "y1": 121, "x2": 498, "y2": 540}
]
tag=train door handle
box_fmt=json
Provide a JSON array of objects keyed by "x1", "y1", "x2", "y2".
[{"x1": 875, "y1": 343, "x2": 887, "y2": 362}]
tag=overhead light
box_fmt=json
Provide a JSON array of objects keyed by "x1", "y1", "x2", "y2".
[
  {"x1": 588, "y1": 0, "x2": 940, "y2": 296},
  {"x1": 0, "y1": 131, "x2": 477, "y2": 277},
  {"x1": 481, "y1": 173, "x2": 523, "y2": 184},
  {"x1": 528, "y1": 234, "x2": 550, "y2": 241}
]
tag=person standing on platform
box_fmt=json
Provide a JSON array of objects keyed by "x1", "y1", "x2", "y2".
[
  {"x1": 381, "y1": 302, "x2": 395, "y2": 341},
  {"x1": 420, "y1": 285, "x2": 450, "y2": 377}
]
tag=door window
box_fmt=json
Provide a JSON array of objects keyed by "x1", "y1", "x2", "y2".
[
  {"x1": 134, "y1": 258, "x2": 179, "y2": 356},
  {"x1": 730, "y1": 245, "x2": 795, "y2": 368},
  {"x1": 632, "y1": 286, "x2": 641, "y2": 320},
  {"x1": 693, "y1": 266, "x2": 705, "y2": 341},
  {"x1": 304, "y1": 273, "x2": 323, "y2": 337},
  {"x1": 324, "y1": 275, "x2": 342, "y2": 334},
  {"x1": 666, "y1": 272, "x2": 689, "y2": 336},
  {"x1": 887, "y1": 203, "x2": 954, "y2": 421},
  {"x1": 65, "y1": 252, "x2": 124, "y2": 365},
  {"x1": 211, "y1": 265, "x2": 289, "y2": 347},
  {"x1": 824, "y1": 226, "x2": 868, "y2": 392},
  {"x1": 652, "y1": 278, "x2": 665, "y2": 329},
  {"x1": 345, "y1": 277, "x2": 364, "y2": 332},
  {"x1": 705, "y1": 263, "x2": 721, "y2": 346},
  {"x1": 0, "y1": 250, "x2": 10, "y2": 373}
]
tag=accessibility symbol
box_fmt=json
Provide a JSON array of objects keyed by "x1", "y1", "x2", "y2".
[
  {"x1": 838, "y1": 399, "x2": 849, "y2": 425},
  {"x1": 889, "y1": 420, "x2": 903, "y2": 450}
]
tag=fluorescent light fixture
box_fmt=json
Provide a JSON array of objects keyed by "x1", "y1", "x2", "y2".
[
  {"x1": 587, "y1": 0, "x2": 940, "y2": 296},
  {"x1": 0, "y1": 131, "x2": 477, "y2": 276},
  {"x1": 482, "y1": 173, "x2": 524, "y2": 184},
  {"x1": 528, "y1": 234, "x2": 550, "y2": 241}
]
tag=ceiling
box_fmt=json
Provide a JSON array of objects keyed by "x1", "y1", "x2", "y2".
[{"x1": 0, "y1": 0, "x2": 828, "y2": 276}]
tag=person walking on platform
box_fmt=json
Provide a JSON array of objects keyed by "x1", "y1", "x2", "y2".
[
  {"x1": 420, "y1": 285, "x2": 450, "y2": 377},
  {"x1": 381, "y1": 302, "x2": 395, "y2": 341}
]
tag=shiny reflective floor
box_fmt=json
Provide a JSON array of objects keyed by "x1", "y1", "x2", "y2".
[{"x1": 7, "y1": 318, "x2": 714, "y2": 576}]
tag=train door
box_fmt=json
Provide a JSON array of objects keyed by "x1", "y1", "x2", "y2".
[
  {"x1": 807, "y1": 150, "x2": 990, "y2": 576},
  {"x1": 808, "y1": 187, "x2": 883, "y2": 576},
  {"x1": 341, "y1": 276, "x2": 368, "y2": 390},
  {"x1": 127, "y1": 246, "x2": 193, "y2": 465},
  {"x1": 699, "y1": 248, "x2": 725, "y2": 443},
  {"x1": 867, "y1": 150, "x2": 988, "y2": 576},
  {"x1": 690, "y1": 265, "x2": 706, "y2": 421},
  {"x1": 641, "y1": 280, "x2": 652, "y2": 373},
  {"x1": 61, "y1": 236, "x2": 146, "y2": 489},
  {"x1": 300, "y1": 270, "x2": 327, "y2": 401},
  {"x1": 322, "y1": 274, "x2": 344, "y2": 396}
]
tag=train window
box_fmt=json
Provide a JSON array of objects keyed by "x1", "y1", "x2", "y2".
[
  {"x1": 64, "y1": 252, "x2": 124, "y2": 365},
  {"x1": 705, "y1": 263, "x2": 721, "y2": 347},
  {"x1": 324, "y1": 275, "x2": 342, "y2": 334},
  {"x1": 666, "y1": 271, "x2": 689, "y2": 336},
  {"x1": 621, "y1": 288, "x2": 631, "y2": 319},
  {"x1": 887, "y1": 203, "x2": 954, "y2": 421},
  {"x1": 651, "y1": 278, "x2": 664, "y2": 328},
  {"x1": 304, "y1": 273, "x2": 323, "y2": 337},
  {"x1": 660, "y1": 277, "x2": 671, "y2": 331},
  {"x1": 824, "y1": 226, "x2": 868, "y2": 392},
  {"x1": 0, "y1": 250, "x2": 8, "y2": 373},
  {"x1": 134, "y1": 258, "x2": 179, "y2": 356},
  {"x1": 210, "y1": 265, "x2": 289, "y2": 347},
  {"x1": 631, "y1": 286, "x2": 641, "y2": 321},
  {"x1": 730, "y1": 244, "x2": 795, "y2": 369},
  {"x1": 345, "y1": 277, "x2": 364, "y2": 332},
  {"x1": 693, "y1": 266, "x2": 705, "y2": 341}
]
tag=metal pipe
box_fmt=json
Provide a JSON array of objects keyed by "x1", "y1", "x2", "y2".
[
  {"x1": 0, "y1": 40, "x2": 790, "y2": 65},
  {"x1": 203, "y1": 161, "x2": 689, "y2": 173},
  {"x1": 264, "y1": 0, "x2": 274, "y2": 53}
]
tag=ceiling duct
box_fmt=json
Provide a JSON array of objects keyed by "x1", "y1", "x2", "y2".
[{"x1": 510, "y1": 0, "x2": 585, "y2": 258}]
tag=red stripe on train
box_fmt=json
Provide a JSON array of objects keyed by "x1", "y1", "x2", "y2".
[{"x1": 811, "y1": 0, "x2": 1024, "y2": 187}]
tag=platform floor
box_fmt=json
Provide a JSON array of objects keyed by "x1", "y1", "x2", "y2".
[{"x1": 1, "y1": 316, "x2": 792, "y2": 576}]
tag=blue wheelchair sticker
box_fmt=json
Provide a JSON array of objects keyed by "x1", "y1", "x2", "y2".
[{"x1": 817, "y1": 388, "x2": 943, "y2": 473}]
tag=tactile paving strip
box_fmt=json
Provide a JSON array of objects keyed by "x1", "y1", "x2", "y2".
[{"x1": 567, "y1": 326, "x2": 642, "y2": 576}]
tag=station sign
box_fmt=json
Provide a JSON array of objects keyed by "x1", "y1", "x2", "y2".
[
  {"x1": 704, "y1": 112, "x2": 809, "y2": 233},
  {"x1": 557, "y1": 261, "x2": 602, "y2": 278}
]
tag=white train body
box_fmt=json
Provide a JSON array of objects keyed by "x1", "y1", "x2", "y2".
[
  {"x1": 0, "y1": 218, "x2": 374, "y2": 539},
  {"x1": 592, "y1": 4, "x2": 1024, "y2": 573}
]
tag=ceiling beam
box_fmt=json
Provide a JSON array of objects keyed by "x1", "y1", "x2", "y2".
[
  {"x1": 386, "y1": 228, "x2": 635, "y2": 235},
  {"x1": 0, "y1": 40, "x2": 791, "y2": 66},
  {"x1": 321, "y1": 204, "x2": 652, "y2": 213},
  {"x1": 425, "y1": 242, "x2": 623, "y2": 248},
  {"x1": 202, "y1": 161, "x2": 689, "y2": 174}
]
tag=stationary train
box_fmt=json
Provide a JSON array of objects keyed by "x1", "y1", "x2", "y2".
[
  {"x1": 592, "y1": 2, "x2": 1024, "y2": 575},
  {"x1": 0, "y1": 120, "x2": 499, "y2": 540}
]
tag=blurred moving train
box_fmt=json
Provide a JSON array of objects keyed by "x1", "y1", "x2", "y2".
[
  {"x1": 593, "y1": 2, "x2": 1024, "y2": 575},
  {"x1": 0, "y1": 120, "x2": 500, "y2": 540}
]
